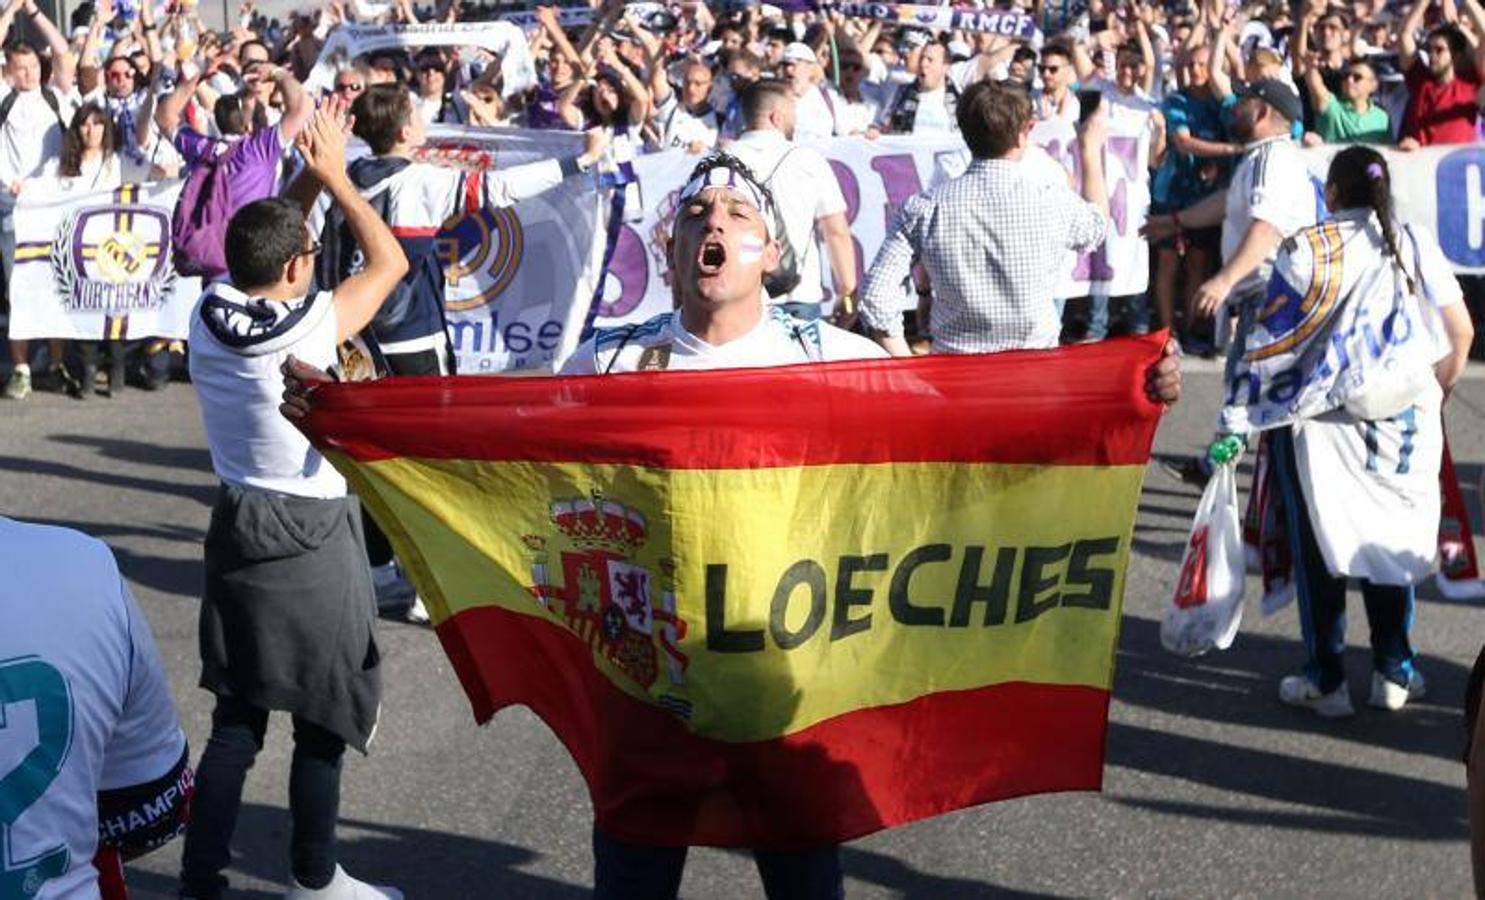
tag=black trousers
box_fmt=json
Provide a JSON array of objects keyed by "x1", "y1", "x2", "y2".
[{"x1": 179, "y1": 695, "x2": 347, "y2": 899}]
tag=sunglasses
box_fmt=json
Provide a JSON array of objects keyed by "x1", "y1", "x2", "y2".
[
  {"x1": 333, "y1": 82, "x2": 363, "y2": 93},
  {"x1": 1038, "y1": 64, "x2": 1062, "y2": 73},
  {"x1": 1344, "y1": 70, "x2": 1370, "y2": 81},
  {"x1": 106, "y1": 69, "x2": 134, "y2": 80}
]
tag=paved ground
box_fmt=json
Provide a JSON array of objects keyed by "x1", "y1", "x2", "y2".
[{"x1": 2, "y1": 363, "x2": 1481, "y2": 899}]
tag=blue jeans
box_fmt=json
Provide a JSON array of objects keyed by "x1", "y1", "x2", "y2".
[
  {"x1": 592, "y1": 828, "x2": 843, "y2": 900},
  {"x1": 1088, "y1": 293, "x2": 1151, "y2": 341},
  {"x1": 1269, "y1": 427, "x2": 1416, "y2": 693}
]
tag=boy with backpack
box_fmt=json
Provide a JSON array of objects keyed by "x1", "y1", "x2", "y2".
[
  {"x1": 300, "y1": 82, "x2": 609, "y2": 377},
  {"x1": 157, "y1": 60, "x2": 313, "y2": 281},
  {"x1": 293, "y1": 83, "x2": 609, "y2": 620}
]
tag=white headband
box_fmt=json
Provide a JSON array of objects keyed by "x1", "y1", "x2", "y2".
[{"x1": 676, "y1": 164, "x2": 777, "y2": 238}]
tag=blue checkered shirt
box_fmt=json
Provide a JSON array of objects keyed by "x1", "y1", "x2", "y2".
[{"x1": 860, "y1": 157, "x2": 1107, "y2": 354}]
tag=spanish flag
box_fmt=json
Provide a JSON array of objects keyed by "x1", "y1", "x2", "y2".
[{"x1": 302, "y1": 334, "x2": 1165, "y2": 849}]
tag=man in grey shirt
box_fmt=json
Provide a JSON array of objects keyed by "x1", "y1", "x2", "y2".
[{"x1": 860, "y1": 80, "x2": 1109, "y2": 356}]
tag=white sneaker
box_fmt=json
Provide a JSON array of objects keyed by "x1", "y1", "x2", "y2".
[
  {"x1": 405, "y1": 593, "x2": 430, "y2": 625},
  {"x1": 1368, "y1": 669, "x2": 1427, "y2": 710},
  {"x1": 285, "y1": 866, "x2": 403, "y2": 900},
  {"x1": 1278, "y1": 675, "x2": 1355, "y2": 718},
  {"x1": 371, "y1": 562, "x2": 414, "y2": 611}
]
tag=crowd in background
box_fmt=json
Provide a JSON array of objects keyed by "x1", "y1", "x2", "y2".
[{"x1": 0, "y1": 0, "x2": 1484, "y2": 400}]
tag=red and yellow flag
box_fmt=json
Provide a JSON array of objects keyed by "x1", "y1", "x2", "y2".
[{"x1": 302, "y1": 334, "x2": 1165, "y2": 849}]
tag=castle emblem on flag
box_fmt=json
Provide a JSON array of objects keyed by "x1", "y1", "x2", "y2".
[{"x1": 522, "y1": 491, "x2": 691, "y2": 716}]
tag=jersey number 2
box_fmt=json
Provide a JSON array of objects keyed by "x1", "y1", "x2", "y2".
[{"x1": 0, "y1": 657, "x2": 73, "y2": 899}]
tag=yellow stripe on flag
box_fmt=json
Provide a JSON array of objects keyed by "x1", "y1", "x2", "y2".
[{"x1": 334, "y1": 452, "x2": 1142, "y2": 743}]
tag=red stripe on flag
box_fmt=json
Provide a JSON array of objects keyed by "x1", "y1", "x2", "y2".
[
  {"x1": 436, "y1": 603, "x2": 1110, "y2": 849},
  {"x1": 391, "y1": 226, "x2": 441, "y2": 238},
  {"x1": 307, "y1": 332, "x2": 1167, "y2": 468}
]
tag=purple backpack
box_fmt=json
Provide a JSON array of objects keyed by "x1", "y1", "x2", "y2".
[{"x1": 171, "y1": 138, "x2": 236, "y2": 279}]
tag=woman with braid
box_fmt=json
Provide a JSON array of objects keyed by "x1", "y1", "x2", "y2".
[{"x1": 1227, "y1": 146, "x2": 1473, "y2": 718}]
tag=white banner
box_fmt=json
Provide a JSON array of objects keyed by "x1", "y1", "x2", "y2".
[
  {"x1": 306, "y1": 22, "x2": 536, "y2": 98},
  {"x1": 598, "y1": 136, "x2": 970, "y2": 328},
  {"x1": 416, "y1": 126, "x2": 607, "y2": 374},
  {"x1": 8, "y1": 180, "x2": 202, "y2": 342}
]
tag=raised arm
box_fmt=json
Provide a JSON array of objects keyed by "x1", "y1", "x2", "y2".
[
  {"x1": 76, "y1": 0, "x2": 111, "y2": 96},
  {"x1": 25, "y1": 0, "x2": 75, "y2": 90},
  {"x1": 1399, "y1": 0, "x2": 1430, "y2": 71},
  {"x1": 155, "y1": 70, "x2": 199, "y2": 139},
  {"x1": 1462, "y1": 0, "x2": 1485, "y2": 77},
  {"x1": 268, "y1": 65, "x2": 312, "y2": 140},
  {"x1": 139, "y1": 0, "x2": 164, "y2": 70}
]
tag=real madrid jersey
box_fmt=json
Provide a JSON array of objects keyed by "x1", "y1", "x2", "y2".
[
  {"x1": 0, "y1": 517, "x2": 186, "y2": 900},
  {"x1": 1223, "y1": 136, "x2": 1322, "y2": 298},
  {"x1": 560, "y1": 303, "x2": 888, "y2": 374}
]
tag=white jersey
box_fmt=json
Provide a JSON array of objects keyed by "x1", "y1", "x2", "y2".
[
  {"x1": 561, "y1": 303, "x2": 888, "y2": 374},
  {"x1": 1223, "y1": 136, "x2": 1321, "y2": 297},
  {"x1": 0, "y1": 86, "x2": 81, "y2": 190},
  {"x1": 726, "y1": 130, "x2": 848, "y2": 306},
  {"x1": 1262, "y1": 212, "x2": 1463, "y2": 584},
  {"x1": 0, "y1": 517, "x2": 186, "y2": 899},
  {"x1": 792, "y1": 84, "x2": 840, "y2": 141},
  {"x1": 1092, "y1": 79, "x2": 1161, "y2": 295},
  {"x1": 654, "y1": 94, "x2": 723, "y2": 151}
]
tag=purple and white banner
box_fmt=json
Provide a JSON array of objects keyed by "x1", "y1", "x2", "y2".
[{"x1": 8, "y1": 180, "x2": 202, "y2": 342}]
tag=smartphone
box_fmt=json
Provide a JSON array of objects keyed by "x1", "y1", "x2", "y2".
[
  {"x1": 1076, "y1": 88, "x2": 1103, "y2": 125},
  {"x1": 1088, "y1": 15, "x2": 1108, "y2": 30}
]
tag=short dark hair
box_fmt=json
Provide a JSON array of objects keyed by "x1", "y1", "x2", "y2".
[
  {"x1": 957, "y1": 80, "x2": 1032, "y2": 159},
  {"x1": 213, "y1": 94, "x2": 247, "y2": 136},
  {"x1": 4, "y1": 41, "x2": 40, "y2": 61},
  {"x1": 237, "y1": 38, "x2": 268, "y2": 62},
  {"x1": 352, "y1": 83, "x2": 413, "y2": 155},
  {"x1": 1039, "y1": 41, "x2": 1073, "y2": 64},
  {"x1": 225, "y1": 199, "x2": 309, "y2": 290},
  {"x1": 740, "y1": 78, "x2": 792, "y2": 130}
]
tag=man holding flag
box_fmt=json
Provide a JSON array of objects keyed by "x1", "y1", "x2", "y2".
[{"x1": 283, "y1": 142, "x2": 1183, "y2": 895}]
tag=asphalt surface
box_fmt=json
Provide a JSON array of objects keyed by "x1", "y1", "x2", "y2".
[{"x1": 1, "y1": 362, "x2": 1481, "y2": 899}]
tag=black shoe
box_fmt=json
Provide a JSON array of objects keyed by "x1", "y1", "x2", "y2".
[
  {"x1": 55, "y1": 363, "x2": 84, "y2": 398},
  {"x1": 1160, "y1": 455, "x2": 1211, "y2": 488}
]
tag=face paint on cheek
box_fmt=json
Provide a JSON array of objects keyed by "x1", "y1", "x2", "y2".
[{"x1": 736, "y1": 236, "x2": 766, "y2": 264}]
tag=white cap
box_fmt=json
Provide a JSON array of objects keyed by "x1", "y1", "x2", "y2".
[
  {"x1": 947, "y1": 39, "x2": 973, "y2": 61},
  {"x1": 781, "y1": 42, "x2": 817, "y2": 65}
]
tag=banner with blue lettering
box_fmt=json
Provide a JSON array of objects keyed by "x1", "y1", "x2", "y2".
[{"x1": 414, "y1": 126, "x2": 607, "y2": 374}]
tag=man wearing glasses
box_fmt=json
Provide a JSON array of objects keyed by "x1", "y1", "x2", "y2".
[{"x1": 180, "y1": 103, "x2": 409, "y2": 900}]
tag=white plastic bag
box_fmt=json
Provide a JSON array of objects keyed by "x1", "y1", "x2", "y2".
[{"x1": 1162, "y1": 462, "x2": 1245, "y2": 656}]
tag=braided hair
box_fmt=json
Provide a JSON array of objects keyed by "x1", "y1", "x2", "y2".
[{"x1": 1325, "y1": 145, "x2": 1415, "y2": 295}]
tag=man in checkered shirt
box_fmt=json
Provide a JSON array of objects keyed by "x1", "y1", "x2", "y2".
[{"x1": 859, "y1": 80, "x2": 1110, "y2": 356}]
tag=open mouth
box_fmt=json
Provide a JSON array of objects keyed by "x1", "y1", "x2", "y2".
[{"x1": 697, "y1": 241, "x2": 727, "y2": 275}]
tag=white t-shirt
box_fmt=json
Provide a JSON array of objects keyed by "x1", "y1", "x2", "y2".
[
  {"x1": 653, "y1": 93, "x2": 723, "y2": 151},
  {"x1": 0, "y1": 86, "x2": 81, "y2": 191},
  {"x1": 188, "y1": 284, "x2": 347, "y2": 499},
  {"x1": 1223, "y1": 135, "x2": 1320, "y2": 297},
  {"x1": 34, "y1": 153, "x2": 150, "y2": 195},
  {"x1": 792, "y1": 83, "x2": 840, "y2": 141},
  {"x1": 0, "y1": 517, "x2": 186, "y2": 900},
  {"x1": 726, "y1": 129, "x2": 848, "y2": 306},
  {"x1": 561, "y1": 303, "x2": 888, "y2": 374}
]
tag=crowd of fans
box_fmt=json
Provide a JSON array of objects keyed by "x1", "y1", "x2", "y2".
[{"x1": 0, "y1": 0, "x2": 1483, "y2": 400}]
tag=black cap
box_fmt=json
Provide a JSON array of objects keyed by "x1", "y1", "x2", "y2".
[{"x1": 1240, "y1": 77, "x2": 1302, "y2": 123}]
